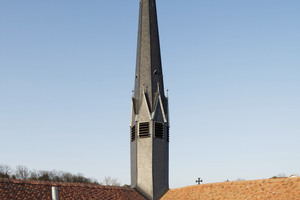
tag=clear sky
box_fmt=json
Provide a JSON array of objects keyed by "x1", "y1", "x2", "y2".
[{"x1": 1, "y1": 0, "x2": 299, "y2": 188}]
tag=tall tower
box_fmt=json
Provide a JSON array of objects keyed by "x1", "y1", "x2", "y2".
[{"x1": 130, "y1": 0, "x2": 169, "y2": 199}]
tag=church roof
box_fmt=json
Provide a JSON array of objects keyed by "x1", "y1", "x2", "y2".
[
  {"x1": 2, "y1": 177, "x2": 300, "y2": 199},
  {"x1": 161, "y1": 177, "x2": 300, "y2": 200},
  {"x1": 0, "y1": 178, "x2": 146, "y2": 200}
]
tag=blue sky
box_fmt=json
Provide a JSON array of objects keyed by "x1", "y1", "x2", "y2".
[{"x1": 0, "y1": 0, "x2": 299, "y2": 188}]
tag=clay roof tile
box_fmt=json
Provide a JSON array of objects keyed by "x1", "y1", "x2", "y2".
[
  {"x1": 0, "y1": 178, "x2": 146, "y2": 200},
  {"x1": 162, "y1": 177, "x2": 300, "y2": 200}
]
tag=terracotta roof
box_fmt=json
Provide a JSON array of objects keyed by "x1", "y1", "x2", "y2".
[
  {"x1": 2, "y1": 177, "x2": 300, "y2": 199},
  {"x1": 0, "y1": 178, "x2": 146, "y2": 200},
  {"x1": 161, "y1": 177, "x2": 300, "y2": 200}
]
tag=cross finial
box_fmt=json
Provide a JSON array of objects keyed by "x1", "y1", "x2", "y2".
[{"x1": 196, "y1": 178, "x2": 203, "y2": 185}]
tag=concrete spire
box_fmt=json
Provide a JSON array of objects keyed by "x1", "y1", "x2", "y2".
[
  {"x1": 130, "y1": 0, "x2": 169, "y2": 200},
  {"x1": 134, "y1": 0, "x2": 165, "y2": 112}
]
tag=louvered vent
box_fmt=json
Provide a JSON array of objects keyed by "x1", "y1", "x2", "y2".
[
  {"x1": 155, "y1": 122, "x2": 164, "y2": 139},
  {"x1": 131, "y1": 125, "x2": 136, "y2": 142},
  {"x1": 139, "y1": 122, "x2": 150, "y2": 138},
  {"x1": 167, "y1": 126, "x2": 170, "y2": 142}
]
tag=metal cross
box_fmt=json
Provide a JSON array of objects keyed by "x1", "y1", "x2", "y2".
[{"x1": 196, "y1": 178, "x2": 203, "y2": 185}]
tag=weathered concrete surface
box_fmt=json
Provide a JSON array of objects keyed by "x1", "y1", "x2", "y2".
[{"x1": 130, "y1": 0, "x2": 169, "y2": 199}]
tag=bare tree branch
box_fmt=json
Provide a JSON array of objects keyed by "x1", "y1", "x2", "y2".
[
  {"x1": 103, "y1": 176, "x2": 120, "y2": 186},
  {"x1": 15, "y1": 165, "x2": 30, "y2": 179},
  {"x1": 0, "y1": 165, "x2": 12, "y2": 178}
]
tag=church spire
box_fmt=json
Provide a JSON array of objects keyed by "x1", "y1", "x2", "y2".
[
  {"x1": 134, "y1": 0, "x2": 165, "y2": 112},
  {"x1": 130, "y1": 0, "x2": 169, "y2": 199}
]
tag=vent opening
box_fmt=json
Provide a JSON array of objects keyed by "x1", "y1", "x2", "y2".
[
  {"x1": 155, "y1": 122, "x2": 164, "y2": 139},
  {"x1": 131, "y1": 125, "x2": 136, "y2": 142},
  {"x1": 167, "y1": 126, "x2": 170, "y2": 142},
  {"x1": 139, "y1": 122, "x2": 150, "y2": 138}
]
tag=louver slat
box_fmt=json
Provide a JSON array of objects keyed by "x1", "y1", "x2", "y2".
[
  {"x1": 131, "y1": 125, "x2": 136, "y2": 142},
  {"x1": 139, "y1": 122, "x2": 150, "y2": 138},
  {"x1": 167, "y1": 126, "x2": 170, "y2": 142},
  {"x1": 155, "y1": 122, "x2": 164, "y2": 139}
]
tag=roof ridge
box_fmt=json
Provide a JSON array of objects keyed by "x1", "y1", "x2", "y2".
[{"x1": 0, "y1": 178, "x2": 133, "y2": 190}]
